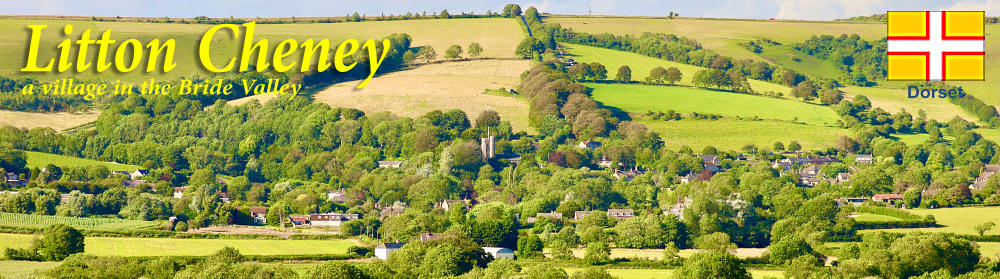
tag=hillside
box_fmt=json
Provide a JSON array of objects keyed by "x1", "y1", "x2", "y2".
[
  {"x1": 564, "y1": 44, "x2": 790, "y2": 95},
  {"x1": 588, "y1": 83, "x2": 838, "y2": 125},
  {"x1": 312, "y1": 59, "x2": 532, "y2": 131},
  {"x1": 0, "y1": 17, "x2": 524, "y2": 82},
  {"x1": 25, "y1": 150, "x2": 142, "y2": 171},
  {"x1": 0, "y1": 110, "x2": 99, "y2": 131}
]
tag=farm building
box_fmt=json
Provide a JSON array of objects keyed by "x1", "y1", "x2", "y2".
[
  {"x1": 855, "y1": 154, "x2": 874, "y2": 164},
  {"x1": 872, "y1": 193, "x2": 904, "y2": 204},
  {"x1": 249, "y1": 206, "x2": 267, "y2": 225},
  {"x1": 482, "y1": 247, "x2": 515, "y2": 259},
  {"x1": 439, "y1": 199, "x2": 471, "y2": 211},
  {"x1": 607, "y1": 209, "x2": 634, "y2": 220},
  {"x1": 288, "y1": 215, "x2": 308, "y2": 226},
  {"x1": 328, "y1": 188, "x2": 348, "y2": 203},
  {"x1": 419, "y1": 232, "x2": 444, "y2": 242},
  {"x1": 375, "y1": 243, "x2": 406, "y2": 260},
  {"x1": 173, "y1": 187, "x2": 188, "y2": 199},
  {"x1": 577, "y1": 140, "x2": 601, "y2": 150},
  {"x1": 535, "y1": 211, "x2": 563, "y2": 220},
  {"x1": 574, "y1": 211, "x2": 593, "y2": 220},
  {"x1": 308, "y1": 213, "x2": 360, "y2": 227},
  {"x1": 836, "y1": 197, "x2": 868, "y2": 207},
  {"x1": 377, "y1": 160, "x2": 403, "y2": 168},
  {"x1": 129, "y1": 169, "x2": 150, "y2": 180}
]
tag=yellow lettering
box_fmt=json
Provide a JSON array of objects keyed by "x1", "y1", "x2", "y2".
[
  {"x1": 199, "y1": 24, "x2": 238, "y2": 72},
  {"x1": 21, "y1": 25, "x2": 53, "y2": 72}
]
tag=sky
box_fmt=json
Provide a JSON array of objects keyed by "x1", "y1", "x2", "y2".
[{"x1": 0, "y1": 0, "x2": 997, "y2": 20}]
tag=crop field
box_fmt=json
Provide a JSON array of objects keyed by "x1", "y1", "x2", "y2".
[
  {"x1": 0, "y1": 110, "x2": 100, "y2": 131},
  {"x1": 0, "y1": 260, "x2": 60, "y2": 278},
  {"x1": 547, "y1": 16, "x2": 883, "y2": 62},
  {"x1": 0, "y1": 233, "x2": 356, "y2": 257},
  {"x1": 640, "y1": 119, "x2": 844, "y2": 151},
  {"x1": 0, "y1": 17, "x2": 523, "y2": 82},
  {"x1": 588, "y1": 83, "x2": 839, "y2": 125},
  {"x1": 564, "y1": 44, "x2": 790, "y2": 95},
  {"x1": 863, "y1": 206, "x2": 1000, "y2": 235},
  {"x1": 562, "y1": 267, "x2": 785, "y2": 279},
  {"x1": 312, "y1": 59, "x2": 532, "y2": 131},
  {"x1": 0, "y1": 212, "x2": 158, "y2": 231},
  {"x1": 25, "y1": 150, "x2": 142, "y2": 172}
]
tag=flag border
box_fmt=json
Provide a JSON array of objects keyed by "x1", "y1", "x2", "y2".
[{"x1": 886, "y1": 51, "x2": 930, "y2": 81}]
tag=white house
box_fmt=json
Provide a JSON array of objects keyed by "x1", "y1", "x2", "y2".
[
  {"x1": 308, "y1": 213, "x2": 360, "y2": 227},
  {"x1": 375, "y1": 243, "x2": 406, "y2": 260},
  {"x1": 482, "y1": 247, "x2": 515, "y2": 259}
]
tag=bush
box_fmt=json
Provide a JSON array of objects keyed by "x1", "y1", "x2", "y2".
[
  {"x1": 4, "y1": 247, "x2": 38, "y2": 261},
  {"x1": 347, "y1": 245, "x2": 372, "y2": 257}
]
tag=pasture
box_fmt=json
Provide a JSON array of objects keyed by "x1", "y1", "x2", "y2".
[
  {"x1": 0, "y1": 17, "x2": 524, "y2": 82},
  {"x1": 563, "y1": 44, "x2": 790, "y2": 95},
  {"x1": 756, "y1": 43, "x2": 842, "y2": 79},
  {"x1": 863, "y1": 206, "x2": 1000, "y2": 235},
  {"x1": 0, "y1": 260, "x2": 60, "y2": 279},
  {"x1": 588, "y1": 83, "x2": 839, "y2": 125},
  {"x1": 312, "y1": 59, "x2": 532, "y2": 131},
  {"x1": 0, "y1": 212, "x2": 158, "y2": 231},
  {"x1": 547, "y1": 16, "x2": 883, "y2": 62},
  {"x1": 24, "y1": 150, "x2": 142, "y2": 172},
  {"x1": 0, "y1": 110, "x2": 99, "y2": 131},
  {"x1": 0, "y1": 233, "x2": 356, "y2": 257},
  {"x1": 640, "y1": 119, "x2": 844, "y2": 151}
]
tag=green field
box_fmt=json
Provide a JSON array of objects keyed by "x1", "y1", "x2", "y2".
[
  {"x1": 548, "y1": 16, "x2": 1000, "y2": 105},
  {"x1": 564, "y1": 44, "x2": 790, "y2": 95},
  {"x1": 864, "y1": 206, "x2": 1000, "y2": 235},
  {"x1": 0, "y1": 233, "x2": 355, "y2": 257},
  {"x1": 0, "y1": 260, "x2": 60, "y2": 278},
  {"x1": 547, "y1": 16, "x2": 883, "y2": 63},
  {"x1": 641, "y1": 119, "x2": 844, "y2": 151},
  {"x1": 757, "y1": 44, "x2": 842, "y2": 80},
  {"x1": 588, "y1": 83, "x2": 839, "y2": 125},
  {"x1": 0, "y1": 17, "x2": 523, "y2": 82},
  {"x1": 0, "y1": 212, "x2": 159, "y2": 231},
  {"x1": 563, "y1": 267, "x2": 785, "y2": 279},
  {"x1": 24, "y1": 150, "x2": 142, "y2": 172}
]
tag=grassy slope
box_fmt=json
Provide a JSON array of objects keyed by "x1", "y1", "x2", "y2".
[
  {"x1": 25, "y1": 150, "x2": 142, "y2": 172},
  {"x1": 588, "y1": 83, "x2": 838, "y2": 125},
  {"x1": 863, "y1": 206, "x2": 1000, "y2": 235},
  {"x1": 549, "y1": 16, "x2": 1000, "y2": 105},
  {"x1": 564, "y1": 43, "x2": 790, "y2": 95},
  {"x1": 0, "y1": 212, "x2": 158, "y2": 231},
  {"x1": 641, "y1": 119, "x2": 844, "y2": 151},
  {"x1": 313, "y1": 59, "x2": 532, "y2": 132},
  {"x1": 0, "y1": 233, "x2": 355, "y2": 257},
  {"x1": 756, "y1": 43, "x2": 842, "y2": 79},
  {"x1": 0, "y1": 18, "x2": 523, "y2": 82},
  {"x1": 840, "y1": 86, "x2": 978, "y2": 123}
]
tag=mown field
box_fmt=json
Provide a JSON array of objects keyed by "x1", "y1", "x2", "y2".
[
  {"x1": 861, "y1": 206, "x2": 1000, "y2": 235},
  {"x1": 0, "y1": 110, "x2": 100, "y2": 131},
  {"x1": 0, "y1": 233, "x2": 356, "y2": 257},
  {"x1": 0, "y1": 212, "x2": 158, "y2": 231},
  {"x1": 755, "y1": 43, "x2": 842, "y2": 80},
  {"x1": 312, "y1": 59, "x2": 532, "y2": 131},
  {"x1": 0, "y1": 17, "x2": 524, "y2": 82},
  {"x1": 588, "y1": 83, "x2": 839, "y2": 125},
  {"x1": 24, "y1": 150, "x2": 142, "y2": 172},
  {"x1": 0, "y1": 260, "x2": 60, "y2": 279},
  {"x1": 640, "y1": 119, "x2": 844, "y2": 151},
  {"x1": 563, "y1": 44, "x2": 790, "y2": 95}
]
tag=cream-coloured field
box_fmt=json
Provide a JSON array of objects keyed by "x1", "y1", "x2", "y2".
[
  {"x1": 0, "y1": 17, "x2": 524, "y2": 82},
  {"x1": 0, "y1": 109, "x2": 99, "y2": 131},
  {"x1": 312, "y1": 59, "x2": 532, "y2": 131}
]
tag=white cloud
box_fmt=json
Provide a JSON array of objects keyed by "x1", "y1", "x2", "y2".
[{"x1": 946, "y1": 0, "x2": 1000, "y2": 15}]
